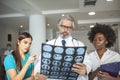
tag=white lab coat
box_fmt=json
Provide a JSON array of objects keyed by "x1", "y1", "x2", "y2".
[
  {"x1": 4, "y1": 49, "x2": 13, "y2": 56},
  {"x1": 34, "y1": 35, "x2": 91, "y2": 80},
  {"x1": 87, "y1": 49, "x2": 120, "y2": 80}
]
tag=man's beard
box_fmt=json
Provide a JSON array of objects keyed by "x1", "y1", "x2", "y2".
[{"x1": 60, "y1": 32, "x2": 71, "y2": 39}]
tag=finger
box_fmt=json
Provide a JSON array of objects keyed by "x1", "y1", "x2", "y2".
[
  {"x1": 72, "y1": 63, "x2": 85, "y2": 69},
  {"x1": 31, "y1": 55, "x2": 37, "y2": 60},
  {"x1": 75, "y1": 63, "x2": 85, "y2": 66},
  {"x1": 36, "y1": 73, "x2": 47, "y2": 78},
  {"x1": 31, "y1": 54, "x2": 36, "y2": 58},
  {"x1": 72, "y1": 67, "x2": 85, "y2": 75},
  {"x1": 36, "y1": 72, "x2": 40, "y2": 74},
  {"x1": 72, "y1": 64, "x2": 79, "y2": 69}
]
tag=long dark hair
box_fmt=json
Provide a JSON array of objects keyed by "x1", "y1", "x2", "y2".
[{"x1": 12, "y1": 32, "x2": 32, "y2": 70}]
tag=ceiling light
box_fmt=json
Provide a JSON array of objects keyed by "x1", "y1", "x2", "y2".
[
  {"x1": 62, "y1": 14, "x2": 65, "y2": 16},
  {"x1": 47, "y1": 24, "x2": 50, "y2": 26},
  {"x1": 88, "y1": 12, "x2": 96, "y2": 15},
  {"x1": 20, "y1": 25, "x2": 23, "y2": 28},
  {"x1": 90, "y1": 25, "x2": 94, "y2": 28},
  {"x1": 106, "y1": 0, "x2": 113, "y2": 1}
]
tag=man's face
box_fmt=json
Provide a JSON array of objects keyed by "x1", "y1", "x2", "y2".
[{"x1": 58, "y1": 19, "x2": 73, "y2": 38}]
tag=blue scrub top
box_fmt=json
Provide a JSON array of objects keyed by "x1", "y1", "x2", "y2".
[{"x1": 4, "y1": 53, "x2": 34, "y2": 80}]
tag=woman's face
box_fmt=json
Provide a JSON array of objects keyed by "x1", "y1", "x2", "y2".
[
  {"x1": 93, "y1": 33, "x2": 108, "y2": 51},
  {"x1": 18, "y1": 38, "x2": 32, "y2": 54}
]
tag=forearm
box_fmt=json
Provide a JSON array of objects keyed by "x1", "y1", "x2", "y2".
[
  {"x1": 88, "y1": 68, "x2": 99, "y2": 80},
  {"x1": 25, "y1": 68, "x2": 35, "y2": 80},
  {"x1": 13, "y1": 62, "x2": 30, "y2": 80},
  {"x1": 89, "y1": 72, "x2": 97, "y2": 80},
  {"x1": 107, "y1": 76, "x2": 120, "y2": 80},
  {"x1": 25, "y1": 76, "x2": 35, "y2": 80}
]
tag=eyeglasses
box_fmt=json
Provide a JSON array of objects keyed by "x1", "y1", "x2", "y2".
[{"x1": 60, "y1": 25, "x2": 73, "y2": 30}]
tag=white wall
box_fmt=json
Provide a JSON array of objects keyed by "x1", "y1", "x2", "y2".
[
  {"x1": 0, "y1": 26, "x2": 19, "y2": 56},
  {"x1": 0, "y1": 27, "x2": 18, "y2": 49},
  {"x1": 46, "y1": 28, "x2": 53, "y2": 41},
  {"x1": 71, "y1": 30, "x2": 94, "y2": 53},
  {"x1": 118, "y1": 27, "x2": 120, "y2": 53}
]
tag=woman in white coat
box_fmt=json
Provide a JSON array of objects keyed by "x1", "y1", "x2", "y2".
[{"x1": 87, "y1": 23, "x2": 120, "y2": 80}]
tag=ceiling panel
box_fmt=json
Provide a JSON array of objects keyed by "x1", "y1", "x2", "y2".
[
  {"x1": 27, "y1": 0, "x2": 80, "y2": 11},
  {"x1": 0, "y1": 1, "x2": 18, "y2": 14},
  {"x1": 0, "y1": 0, "x2": 120, "y2": 31}
]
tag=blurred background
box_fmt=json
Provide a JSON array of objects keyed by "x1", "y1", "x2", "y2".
[{"x1": 0, "y1": 0, "x2": 120, "y2": 64}]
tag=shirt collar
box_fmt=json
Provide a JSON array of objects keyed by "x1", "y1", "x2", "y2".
[{"x1": 57, "y1": 35, "x2": 72, "y2": 41}]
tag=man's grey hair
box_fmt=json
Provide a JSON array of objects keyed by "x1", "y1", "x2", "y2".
[{"x1": 57, "y1": 15, "x2": 75, "y2": 29}]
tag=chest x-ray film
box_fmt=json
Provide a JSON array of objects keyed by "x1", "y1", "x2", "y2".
[{"x1": 40, "y1": 43, "x2": 87, "y2": 80}]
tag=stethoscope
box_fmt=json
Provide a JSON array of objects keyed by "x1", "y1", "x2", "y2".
[{"x1": 53, "y1": 37, "x2": 80, "y2": 46}]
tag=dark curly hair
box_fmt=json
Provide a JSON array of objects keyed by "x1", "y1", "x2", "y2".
[{"x1": 88, "y1": 23, "x2": 116, "y2": 48}]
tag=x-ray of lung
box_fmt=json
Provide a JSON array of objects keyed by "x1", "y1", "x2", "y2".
[{"x1": 40, "y1": 43, "x2": 87, "y2": 80}]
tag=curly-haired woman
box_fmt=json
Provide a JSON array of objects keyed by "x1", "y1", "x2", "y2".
[{"x1": 88, "y1": 23, "x2": 120, "y2": 80}]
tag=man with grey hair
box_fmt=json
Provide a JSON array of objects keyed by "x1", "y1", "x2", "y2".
[{"x1": 34, "y1": 15, "x2": 91, "y2": 80}]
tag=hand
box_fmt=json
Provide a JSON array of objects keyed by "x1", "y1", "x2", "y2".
[
  {"x1": 97, "y1": 71, "x2": 120, "y2": 80},
  {"x1": 97, "y1": 71, "x2": 110, "y2": 78},
  {"x1": 34, "y1": 72, "x2": 47, "y2": 80},
  {"x1": 88, "y1": 67, "x2": 100, "y2": 80},
  {"x1": 27, "y1": 54, "x2": 36, "y2": 65},
  {"x1": 72, "y1": 62, "x2": 87, "y2": 76}
]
